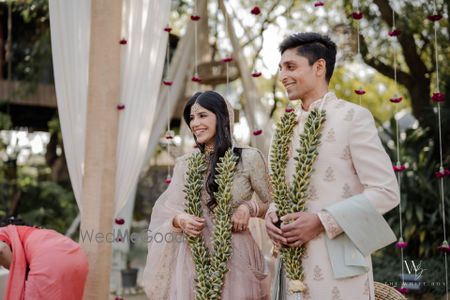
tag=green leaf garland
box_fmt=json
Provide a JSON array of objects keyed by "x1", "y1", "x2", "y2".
[
  {"x1": 269, "y1": 107, "x2": 326, "y2": 292},
  {"x1": 184, "y1": 149, "x2": 237, "y2": 300}
]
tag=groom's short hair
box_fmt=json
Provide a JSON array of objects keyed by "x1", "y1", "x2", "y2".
[{"x1": 279, "y1": 32, "x2": 337, "y2": 82}]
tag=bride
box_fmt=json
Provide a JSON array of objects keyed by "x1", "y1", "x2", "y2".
[{"x1": 143, "y1": 90, "x2": 272, "y2": 299}]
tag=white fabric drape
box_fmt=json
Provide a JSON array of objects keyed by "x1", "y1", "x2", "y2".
[
  {"x1": 115, "y1": 0, "x2": 171, "y2": 214},
  {"x1": 49, "y1": 0, "x2": 170, "y2": 215},
  {"x1": 49, "y1": 0, "x2": 91, "y2": 209}
]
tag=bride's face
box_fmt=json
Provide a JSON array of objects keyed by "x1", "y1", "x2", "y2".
[{"x1": 189, "y1": 103, "x2": 217, "y2": 145}]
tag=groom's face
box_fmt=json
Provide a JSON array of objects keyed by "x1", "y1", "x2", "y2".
[{"x1": 279, "y1": 48, "x2": 320, "y2": 101}]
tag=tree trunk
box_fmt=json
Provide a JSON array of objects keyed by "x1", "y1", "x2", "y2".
[
  {"x1": 80, "y1": 0, "x2": 122, "y2": 299},
  {"x1": 218, "y1": 0, "x2": 273, "y2": 155}
]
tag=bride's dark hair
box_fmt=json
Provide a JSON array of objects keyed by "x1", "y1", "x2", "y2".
[{"x1": 183, "y1": 91, "x2": 241, "y2": 211}]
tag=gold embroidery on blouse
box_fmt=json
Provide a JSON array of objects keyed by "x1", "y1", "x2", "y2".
[{"x1": 227, "y1": 148, "x2": 272, "y2": 217}]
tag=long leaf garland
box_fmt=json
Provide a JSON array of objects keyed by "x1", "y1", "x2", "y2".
[
  {"x1": 184, "y1": 149, "x2": 237, "y2": 300},
  {"x1": 269, "y1": 107, "x2": 326, "y2": 293}
]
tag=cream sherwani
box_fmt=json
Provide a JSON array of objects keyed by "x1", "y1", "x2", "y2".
[{"x1": 272, "y1": 92, "x2": 400, "y2": 300}]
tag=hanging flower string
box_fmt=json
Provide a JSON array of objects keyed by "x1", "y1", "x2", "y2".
[
  {"x1": 252, "y1": 57, "x2": 262, "y2": 135},
  {"x1": 163, "y1": 17, "x2": 173, "y2": 184},
  {"x1": 191, "y1": 0, "x2": 201, "y2": 83},
  {"x1": 388, "y1": 7, "x2": 408, "y2": 294},
  {"x1": 352, "y1": 0, "x2": 365, "y2": 105},
  {"x1": 314, "y1": 1, "x2": 325, "y2": 7},
  {"x1": 117, "y1": 36, "x2": 128, "y2": 111},
  {"x1": 429, "y1": 2, "x2": 448, "y2": 299},
  {"x1": 251, "y1": 71, "x2": 262, "y2": 77},
  {"x1": 250, "y1": 5, "x2": 261, "y2": 15}
]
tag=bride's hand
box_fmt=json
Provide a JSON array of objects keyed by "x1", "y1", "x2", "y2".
[
  {"x1": 231, "y1": 204, "x2": 250, "y2": 232},
  {"x1": 173, "y1": 213, "x2": 206, "y2": 237}
]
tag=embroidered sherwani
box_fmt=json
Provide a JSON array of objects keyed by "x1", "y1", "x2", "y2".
[{"x1": 271, "y1": 93, "x2": 400, "y2": 300}]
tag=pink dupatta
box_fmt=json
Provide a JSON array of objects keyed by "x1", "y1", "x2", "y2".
[{"x1": 0, "y1": 225, "x2": 27, "y2": 300}]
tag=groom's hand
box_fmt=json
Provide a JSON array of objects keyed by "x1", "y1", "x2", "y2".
[
  {"x1": 265, "y1": 212, "x2": 287, "y2": 245},
  {"x1": 280, "y1": 212, "x2": 324, "y2": 248}
]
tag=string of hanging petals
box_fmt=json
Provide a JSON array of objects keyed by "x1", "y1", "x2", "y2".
[
  {"x1": 250, "y1": 2, "x2": 263, "y2": 137},
  {"x1": 222, "y1": 2, "x2": 232, "y2": 97},
  {"x1": 191, "y1": 0, "x2": 201, "y2": 83},
  {"x1": 163, "y1": 20, "x2": 173, "y2": 185},
  {"x1": 386, "y1": 4, "x2": 409, "y2": 295},
  {"x1": 427, "y1": 1, "x2": 449, "y2": 299},
  {"x1": 351, "y1": 0, "x2": 365, "y2": 105}
]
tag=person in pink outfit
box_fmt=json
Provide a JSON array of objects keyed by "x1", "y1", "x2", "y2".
[{"x1": 0, "y1": 218, "x2": 89, "y2": 300}]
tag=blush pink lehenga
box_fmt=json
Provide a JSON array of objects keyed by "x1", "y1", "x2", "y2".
[{"x1": 143, "y1": 147, "x2": 272, "y2": 300}]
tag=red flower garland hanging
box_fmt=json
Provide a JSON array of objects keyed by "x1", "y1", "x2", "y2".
[
  {"x1": 253, "y1": 129, "x2": 263, "y2": 136},
  {"x1": 388, "y1": 29, "x2": 401, "y2": 37},
  {"x1": 354, "y1": 88, "x2": 366, "y2": 95},
  {"x1": 251, "y1": 71, "x2": 262, "y2": 77},
  {"x1": 250, "y1": 6, "x2": 261, "y2": 15},
  {"x1": 222, "y1": 57, "x2": 233, "y2": 63},
  {"x1": 192, "y1": 75, "x2": 202, "y2": 82},
  {"x1": 352, "y1": 12, "x2": 363, "y2": 20},
  {"x1": 393, "y1": 164, "x2": 407, "y2": 172},
  {"x1": 436, "y1": 168, "x2": 450, "y2": 178},
  {"x1": 115, "y1": 218, "x2": 125, "y2": 225},
  {"x1": 395, "y1": 237, "x2": 408, "y2": 249},
  {"x1": 431, "y1": 92, "x2": 445, "y2": 102},
  {"x1": 389, "y1": 96, "x2": 403, "y2": 103},
  {"x1": 427, "y1": 14, "x2": 443, "y2": 22}
]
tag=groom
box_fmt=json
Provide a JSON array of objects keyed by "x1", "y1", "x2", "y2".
[{"x1": 265, "y1": 32, "x2": 400, "y2": 299}]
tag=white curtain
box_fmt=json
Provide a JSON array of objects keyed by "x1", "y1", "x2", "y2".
[
  {"x1": 49, "y1": 0, "x2": 91, "y2": 210},
  {"x1": 49, "y1": 0, "x2": 170, "y2": 215},
  {"x1": 115, "y1": 0, "x2": 171, "y2": 215}
]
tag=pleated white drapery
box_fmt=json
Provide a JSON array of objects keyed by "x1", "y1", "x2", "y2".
[
  {"x1": 49, "y1": 0, "x2": 170, "y2": 215},
  {"x1": 115, "y1": 0, "x2": 170, "y2": 215},
  {"x1": 49, "y1": 0, "x2": 91, "y2": 210}
]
